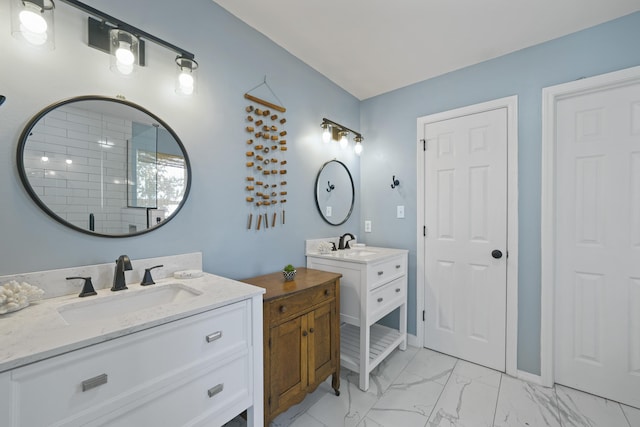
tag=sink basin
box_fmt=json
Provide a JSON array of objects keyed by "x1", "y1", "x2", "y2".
[{"x1": 57, "y1": 283, "x2": 202, "y2": 325}]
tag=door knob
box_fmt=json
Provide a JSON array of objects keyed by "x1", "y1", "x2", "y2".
[{"x1": 491, "y1": 249, "x2": 503, "y2": 259}]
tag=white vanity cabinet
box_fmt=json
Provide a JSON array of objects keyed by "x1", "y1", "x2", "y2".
[
  {"x1": 307, "y1": 247, "x2": 408, "y2": 391},
  {"x1": 3, "y1": 298, "x2": 263, "y2": 427}
]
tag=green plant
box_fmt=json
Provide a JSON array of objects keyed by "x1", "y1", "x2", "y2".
[{"x1": 283, "y1": 264, "x2": 295, "y2": 272}]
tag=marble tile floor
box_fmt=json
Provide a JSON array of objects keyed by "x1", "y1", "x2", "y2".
[{"x1": 225, "y1": 346, "x2": 640, "y2": 427}]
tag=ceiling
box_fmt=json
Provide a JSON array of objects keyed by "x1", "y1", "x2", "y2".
[{"x1": 212, "y1": 0, "x2": 640, "y2": 100}]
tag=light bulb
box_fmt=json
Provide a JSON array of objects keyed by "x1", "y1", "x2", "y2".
[
  {"x1": 322, "y1": 126, "x2": 331, "y2": 143},
  {"x1": 339, "y1": 133, "x2": 348, "y2": 149},
  {"x1": 178, "y1": 70, "x2": 194, "y2": 94},
  {"x1": 20, "y1": 23, "x2": 48, "y2": 45},
  {"x1": 116, "y1": 61, "x2": 134, "y2": 75},
  {"x1": 354, "y1": 141, "x2": 363, "y2": 155},
  {"x1": 19, "y1": 3, "x2": 47, "y2": 34},
  {"x1": 115, "y1": 42, "x2": 135, "y2": 66}
]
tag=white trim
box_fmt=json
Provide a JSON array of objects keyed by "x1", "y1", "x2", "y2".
[
  {"x1": 416, "y1": 95, "x2": 519, "y2": 377},
  {"x1": 516, "y1": 369, "x2": 545, "y2": 387},
  {"x1": 407, "y1": 333, "x2": 420, "y2": 348},
  {"x1": 540, "y1": 65, "x2": 640, "y2": 388}
]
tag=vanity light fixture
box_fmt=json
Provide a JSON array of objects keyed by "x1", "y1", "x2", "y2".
[
  {"x1": 109, "y1": 28, "x2": 139, "y2": 76},
  {"x1": 175, "y1": 56, "x2": 198, "y2": 95},
  {"x1": 321, "y1": 122, "x2": 332, "y2": 143},
  {"x1": 11, "y1": 0, "x2": 199, "y2": 94},
  {"x1": 320, "y1": 118, "x2": 364, "y2": 155},
  {"x1": 11, "y1": 0, "x2": 56, "y2": 49}
]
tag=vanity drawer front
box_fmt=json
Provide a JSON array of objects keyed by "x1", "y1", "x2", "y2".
[
  {"x1": 10, "y1": 302, "x2": 249, "y2": 426},
  {"x1": 368, "y1": 255, "x2": 406, "y2": 290},
  {"x1": 369, "y1": 277, "x2": 406, "y2": 318},
  {"x1": 105, "y1": 352, "x2": 251, "y2": 427},
  {"x1": 268, "y1": 282, "x2": 335, "y2": 324}
]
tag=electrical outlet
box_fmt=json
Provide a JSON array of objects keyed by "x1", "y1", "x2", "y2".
[
  {"x1": 364, "y1": 220, "x2": 372, "y2": 233},
  {"x1": 325, "y1": 206, "x2": 332, "y2": 217},
  {"x1": 397, "y1": 205, "x2": 405, "y2": 218}
]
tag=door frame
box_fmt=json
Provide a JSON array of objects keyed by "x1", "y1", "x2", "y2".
[
  {"x1": 540, "y1": 65, "x2": 640, "y2": 387},
  {"x1": 416, "y1": 95, "x2": 519, "y2": 378}
]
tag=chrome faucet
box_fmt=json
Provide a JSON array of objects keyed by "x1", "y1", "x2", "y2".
[
  {"x1": 338, "y1": 233, "x2": 355, "y2": 250},
  {"x1": 111, "y1": 255, "x2": 132, "y2": 291}
]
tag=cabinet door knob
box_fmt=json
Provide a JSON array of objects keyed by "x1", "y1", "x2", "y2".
[
  {"x1": 377, "y1": 297, "x2": 383, "y2": 303},
  {"x1": 309, "y1": 327, "x2": 315, "y2": 333},
  {"x1": 81, "y1": 373, "x2": 108, "y2": 392},
  {"x1": 378, "y1": 271, "x2": 384, "y2": 276},
  {"x1": 280, "y1": 305, "x2": 287, "y2": 313},
  {"x1": 395, "y1": 265, "x2": 401, "y2": 269},
  {"x1": 205, "y1": 331, "x2": 223, "y2": 343},
  {"x1": 302, "y1": 330, "x2": 308, "y2": 337},
  {"x1": 395, "y1": 288, "x2": 401, "y2": 293},
  {"x1": 207, "y1": 383, "x2": 224, "y2": 398},
  {"x1": 324, "y1": 289, "x2": 330, "y2": 296}
]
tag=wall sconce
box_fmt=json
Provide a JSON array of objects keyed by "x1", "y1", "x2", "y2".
[
  {"x1": 320, "y1": 118, "x2": 364, "y2": 155},
  {"x1": 11, "y1": 0, "x2": 199, "y2": 94},
  {"x1": 11, "y1": 0, "x2": 56, "y2": 49},
  {"x1": 175, "y1": 56, "x2": 198, "y2": 95}
]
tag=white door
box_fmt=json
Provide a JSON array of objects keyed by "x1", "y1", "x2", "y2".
[
  {"x1": 554, "y1": 81, "x2": 640, "y2": 408},
  {"x1": 422, "y1": 108, "x2": 508, "y2": 371}
]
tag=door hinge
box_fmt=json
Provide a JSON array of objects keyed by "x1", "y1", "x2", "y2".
[
  {"x1": 268, "y1": 337, "x2": 271, "y2": 349},
  {"x1": 422, "y1": 310, "x2": 425, "y2": 321},
  {"x1": 421, "y1": 139, "x2": 426, "y2": 151},
  {"x1": 268, "y1": 396, "x2": 271, "y2": 406},
  {"x1": 423, "y1": 226, "x2": 427, "y2": 237}
]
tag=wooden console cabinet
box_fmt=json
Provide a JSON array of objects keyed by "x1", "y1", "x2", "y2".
[{"x1": 242, "y1": 268, "x2": 341, "y2": 425}]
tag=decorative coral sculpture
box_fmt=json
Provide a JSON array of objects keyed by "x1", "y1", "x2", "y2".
[{"x1": 0, "y1": 281, "x2": 45, "y2": 314}]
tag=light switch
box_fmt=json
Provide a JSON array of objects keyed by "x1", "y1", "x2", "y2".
[
  {"x1": 364, "y1": 220, "x2": 372, "y2": 233},
  {"x1": 325, "y1": 206, "x2": 332, "y2": 217},
  {"x1": 397, "y1": 205, "x2": 405, "y2": 218}
]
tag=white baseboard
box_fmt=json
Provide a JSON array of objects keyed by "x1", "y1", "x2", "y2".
[
  {"x1": 407, "y1": 333, "x2": 420, "y2": 348},
  {"x1": 516, "y1": 369, "x2": 546, "y2": 387}
]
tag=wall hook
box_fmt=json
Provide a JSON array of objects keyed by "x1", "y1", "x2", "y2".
[
  {"x1": 326, "y1": 181, "x2": 335, "y2": 192},
  {"x1": 391, "y1": 175, "x2": 400, "y2": 189},
  {"x1": 0, "y1": 95, "x2": 6, "y2": 106}
]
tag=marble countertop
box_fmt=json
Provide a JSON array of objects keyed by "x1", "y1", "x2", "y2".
[
  {"x1": 305, "y1": 246, "x2": 408, "y2": 264},
  {"x1": 0, "y1": 273, "x2": 265, "y2": 373}
]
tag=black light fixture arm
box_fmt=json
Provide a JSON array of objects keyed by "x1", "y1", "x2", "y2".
[
  {"x1": 58, "y1": 0, "x2": 195, "y2": 60},
  {"x1": 322, "y1": 118, "x2": 363, "y2": 140}
]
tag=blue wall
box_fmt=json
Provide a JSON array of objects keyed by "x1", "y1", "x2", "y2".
[
  {"x1": 359, "y1": 11, "x2": 640, "y2": 374},
  {"x1": 0, "y1": 0, "x2": 360, "y2": 278},
  {"x1": 2, "y1": 0, "x2": 639, "y2": 376}
]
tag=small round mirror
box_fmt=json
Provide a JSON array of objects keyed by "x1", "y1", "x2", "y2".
[
  {"x1": 314, "y1": 160, "x2": 354, "y2": 226},
  {"x1": 17, "y1": 96, "x2": 191, "y2": 237}
]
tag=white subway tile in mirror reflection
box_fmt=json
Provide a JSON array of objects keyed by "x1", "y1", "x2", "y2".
[{"x1": 225, "y1": 347, "x2": 640, "y2": 427}]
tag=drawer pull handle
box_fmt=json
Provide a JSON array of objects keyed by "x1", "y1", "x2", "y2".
[
  {"x1": 206, "y1": 331, "x2": 223, "y2": 343},
  {"x1": 377, "y1": 297, "x2": 383, "y2": 303},
  {"x1": 207, "y1": 383, "x2": 224, "y2": 398},
  {"x1": 324, "y1": 289, "x2": 330, "y2": 296},
  {"x1": 280, "y1": 305, "x2": 287, "y2": 313},
  {"x1": 395, "y1": 288, "x2": 401, "y2": 293},
  {"x1": 396, "y1": 265, "x2": 401, "y2": 269},
  {"x1": 81, "y1": 373, "x2": 108, "y2": 392},
  {"x1": 378, "y1": 271, "x2": 384, "y2": 276}
]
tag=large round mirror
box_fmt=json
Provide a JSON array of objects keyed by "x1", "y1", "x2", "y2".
[
  {"x1": 314, "y1": 160, "x2": 354, "y2": 226},
  {"x1": 17, "y1": 96, "x2": 191, "y2": 237}
]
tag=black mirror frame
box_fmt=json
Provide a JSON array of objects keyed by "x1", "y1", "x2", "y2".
[
  {"x1": 314, "y1": 159, "x2": 355, "y2": 226},
  {"x1": 16, "y1": 95, "x2": 192, "y2": 238}
]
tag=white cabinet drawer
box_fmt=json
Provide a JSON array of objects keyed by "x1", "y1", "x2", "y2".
[
  {"x1": 368, "y1": 255, "x2": 406, "y2": 290},
  {"x1": 103, "y1": 352, "x2": 251, "y2": 427},
  {"x1": 369, "y1": 277, "x2": 406, "y2": 320},
  {"x1": 10, "y1": 301, "x2": 249, "y2": 426}
]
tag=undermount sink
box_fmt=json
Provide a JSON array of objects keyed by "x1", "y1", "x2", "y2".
[{"x1": 57, "y1": 283, "x2": 202, "y2": 325}]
